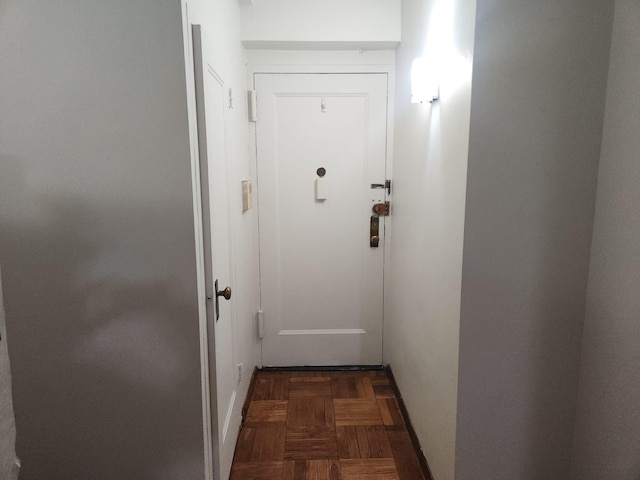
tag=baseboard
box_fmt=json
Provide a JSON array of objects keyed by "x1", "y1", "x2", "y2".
[{"x1": 386, "y1": 365, "x2": 435, "y2": 480}]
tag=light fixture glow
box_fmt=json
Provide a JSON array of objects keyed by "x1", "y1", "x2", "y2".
[
  {"x1": 411, "y1": 58, "x2": 439, "y2": 104},
  {"x1": 410, "y1": 0, "x2": 461, "y2": 106}
]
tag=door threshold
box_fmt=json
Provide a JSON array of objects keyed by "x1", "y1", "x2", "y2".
[{"x1": 260, "y1": 365, "x2": 384, "y2": 372}]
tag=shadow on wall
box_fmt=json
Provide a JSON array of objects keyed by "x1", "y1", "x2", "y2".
[{"x1": 0, "y1": 156, "x2": 205, "y2": 480}]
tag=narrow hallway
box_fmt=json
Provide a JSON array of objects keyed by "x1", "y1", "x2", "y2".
[{"x1": 230, "y1": 369, "x2": 427, "y2": 480}]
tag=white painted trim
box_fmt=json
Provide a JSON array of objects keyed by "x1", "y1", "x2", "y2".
[
  {"x1": 279, "y1": 329, "x2": 367, "y2": 335},
  {"x1": 243, "y1": 41, "x2": 399, "y2": 50},
  {"x1": 246, "y1": 49, "x2": 396, "y2": 69},
  {"x1": 181, "y1": 7, "x2": 214, "y2": 480},
  {"x1": 222, "y1": 391, "x2": 237, "y2": 443}
]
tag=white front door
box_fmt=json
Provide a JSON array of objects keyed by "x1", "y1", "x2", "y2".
[
  {"x1": 255, "y1": 73, "x2": 389, "y2": 366},
  {"x1": 192, "y1": 26, "x2": 240, "y2": 480}
]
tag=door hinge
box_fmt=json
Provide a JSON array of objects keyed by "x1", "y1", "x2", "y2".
[
  {"x1": 248, "y1": 90, "x2": 257, "y2": 122},
  {"x1": 372, "y1": 201, "x2": 390, "y2": 216},
  {"x1": 228, "y1": 88, "x2": 234, "y2": 109},
  {"x1": 257, "y1": 310, "x2": 264, "y2": 338}
]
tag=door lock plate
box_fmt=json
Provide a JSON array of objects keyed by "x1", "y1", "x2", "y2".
[
  {"x1": 370, "y1": 216, "x2": 380, "y2": 248},
  {"x1": 372, "y1": 202, "x2": 390, "y2": 216}
]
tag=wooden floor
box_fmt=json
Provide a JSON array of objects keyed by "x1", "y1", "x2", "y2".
[{"x1": 230, "y1": 369, "x2": 427, "y2": 480}]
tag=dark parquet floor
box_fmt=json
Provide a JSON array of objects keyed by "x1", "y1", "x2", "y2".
[{"x1": 230, "y1": 369, "x2": 427, "y2": 480}]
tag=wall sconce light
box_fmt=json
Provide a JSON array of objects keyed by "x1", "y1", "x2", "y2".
[{"x1": 411, "y1": 57, "x2": 439, "y2": 104}]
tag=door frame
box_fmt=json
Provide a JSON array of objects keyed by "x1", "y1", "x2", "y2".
[
  {"x1": 181, "y1": 6, "x2": 215, "y2": 480},
  {"x1": 246, "y1": 50, "x2": 396, "y2": 368}
]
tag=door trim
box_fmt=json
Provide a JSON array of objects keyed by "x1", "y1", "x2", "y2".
[{"x1": 181, "y1": 5, "x2": 214, "y2": 479}]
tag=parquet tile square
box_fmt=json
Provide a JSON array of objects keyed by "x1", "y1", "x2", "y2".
[
  {"x1": 253, "y1": 375, "x2": 290, "y2": 401},
  {"x1": 246, "y1": 400, "x2": 288, "y2": 422},
  {"x1": 334, "y1": 399, "x2": 383, "y2": 426},
  {"x1": 285, "y1": 397, "x2": 338, "y2": 459},
  {"x1": 290, "y1": 377, "x2": 332, "y2": 398},
  {"x1": 331, "y1": 376, "x2": 376, "y2": 399},
  {"x1": 373, "y1": 383, "x2": 395, "y2": 397},
  {"x1": 229, "y1": 461, "x2": 285, "y2": 480},
  {"x1": 283, "y1": 459, "x2": 341, "y2": 480},
  {"x1": 285, "y1": 427, "x2": 339, "y2": 460},
  {"x1": 337, "y1": 425, "x2": 393, "y2": 459},
  {"x1": 287, "y1": 397, "x2": 335, "y2": 428},
  {"x1": 232, "y1": 369, "x2": 427, "y2": 480},
  {"x1": 393, "y1": 454, "x2": 427, "y2": 480},
  {"x1": 234, "y1": 422, "x2": 286, "y2": 462},
  {"x1": 340, "y1": 458, "x2": 400, "y2": 479},
  {"x1": 386, "y1": 426, "x2": 427, "y2": 480},
  {"x1": 377, "y1": 397, "x2": 405, "y2": 426}
]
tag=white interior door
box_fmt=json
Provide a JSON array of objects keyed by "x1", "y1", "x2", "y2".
[
  {"x1": 192, "y1": 26, "x2": 240, "y2": 480},
  {"x1": 255, "y1": 73, "x2": 388, "y2": 366}
]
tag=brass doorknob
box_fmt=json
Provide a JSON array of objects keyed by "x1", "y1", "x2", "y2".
[
  {"x1": 214, "y1": 279, "x2": 232, "y2": 322},
  {"x1": 217, "y1": 286, "x2": 232, "y2": 300},
  {"x1": 371, "y1": 235, "x2": 379, "y2": 243}
]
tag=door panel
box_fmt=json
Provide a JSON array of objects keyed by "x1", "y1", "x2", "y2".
[
  {"x1": 192, "y1": 25, "x2": 239, "y2": 480},
  {"x1": 256, "y1": 73, "x2": 388, "y2": 366}
]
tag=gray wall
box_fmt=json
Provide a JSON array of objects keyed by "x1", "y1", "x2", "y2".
[
  {"x1": 0, "y1": 1, "x2": 205, "y2": 479},
  {"x1": 455, "y1": 1, "x2": 614, "y2": 478},
  {"x1": 570, "y1": 0, "x2": 640, "y2": 477}
]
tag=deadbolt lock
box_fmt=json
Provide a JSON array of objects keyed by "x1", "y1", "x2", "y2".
[{"x1": 372, "y1": 202, "x2": 390, "y2": 216}]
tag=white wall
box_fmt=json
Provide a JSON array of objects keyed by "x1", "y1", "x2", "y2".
[
  {"x1": 455, "y1": 1, "x2": 614, "y2": 478},
  {"x1": 185, "y1": 0, "x2": 260, "y2": 390},
  {"x1": 384, "y1": 0, "x2": 475, "y2": 478},
  {"x1": 0, "y1": 269, "x2": 18, "y2": 480},
  {"x1": 570, "y1": 1, "x2": 640, "y2": 477},
  {"x1": 241, "y1": 0, "x2": 401, "y2": 49}
]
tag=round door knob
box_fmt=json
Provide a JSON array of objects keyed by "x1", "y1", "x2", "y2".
[
  {"x1": 371, "y1": 235, "x2": 379, "y2": 243},
  {"x1": 217, "y1": 286, "x2": 232, "y2": 300}
]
